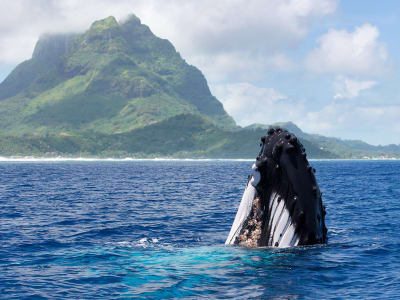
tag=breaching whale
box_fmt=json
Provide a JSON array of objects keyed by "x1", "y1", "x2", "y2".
[{"x1": 225, "y1": 128, "x2": 327, "y2": 248}]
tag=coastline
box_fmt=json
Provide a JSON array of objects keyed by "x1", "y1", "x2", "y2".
[{"x1": 0, "y1": 156, "x2": 399, "y2": 162}]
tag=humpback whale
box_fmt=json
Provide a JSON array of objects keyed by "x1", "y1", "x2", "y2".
[{"x1": 226, "y1": 128, "x2": 327, "y2": 248}]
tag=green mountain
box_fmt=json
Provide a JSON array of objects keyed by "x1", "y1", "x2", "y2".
[
  {"x1": 0, "y1": 15, "x2": 397, "y2": 159},
  {"x1": 0, "y1": 114, "x2": 336, "y2": 158},
  {"x1": 246, "y1": 122, "x2": 400, "y2": 159},
  {"x1": 0, "y1": 15, "x2": 235, "y2": 136}
]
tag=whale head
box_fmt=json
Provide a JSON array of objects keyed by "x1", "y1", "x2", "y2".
[{"x1": 225, "y1": 128, "x2": 327, "y2": 247}]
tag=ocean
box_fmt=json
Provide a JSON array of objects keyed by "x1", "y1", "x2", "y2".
[{"x1": 1, "y1": 159, "x2": 399, "y2": 299}]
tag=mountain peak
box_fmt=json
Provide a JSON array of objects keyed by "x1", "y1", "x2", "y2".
[
  {"x1": 121, "y1": 14, "x2": 142, "y2": 26},
  {"x1": 86, "y1": 16, "x2": 120, "y2": 40},
  {"x1": 90, "y1": 16, "x2": 119, "y2": 30}
]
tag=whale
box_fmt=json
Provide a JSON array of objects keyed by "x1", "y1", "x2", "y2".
[{"x1": 225, "y1": 127, "x2": 327, "y2": 248}]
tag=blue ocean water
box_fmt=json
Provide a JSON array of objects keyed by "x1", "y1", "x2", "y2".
[{"x1": 0, "y1": 160, "x2": 399, "y2": 299}]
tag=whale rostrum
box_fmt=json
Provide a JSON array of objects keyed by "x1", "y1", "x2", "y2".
[{"x1": 225, "y1": 128, "x2": 327, "y2": 248}]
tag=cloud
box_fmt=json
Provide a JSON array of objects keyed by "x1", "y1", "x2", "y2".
[
  {"x1": 145, "y1": 0, "x2": 337, "y2": 80},
  {"x1": 303, "y1": 103, "x2": 400, "y2": 145},
  {"x1": 212, "y1": 82, "x2": 400, "y2": 145},
  {"x1": 333, "y1": 76, "x2": 377, "y2": 99},
  {"x1": 266, "y1": 54, "x2": 298, "y2": 72},
  {"x1": 190, "y1": 52, "x2": 297, "y2": 82},
  {"x1": 305, "y1": 23, "x2": 388, "y2": 76},
  {"x1": 0, "y1": 0, "x2": 338, "y2": 78},
  {"x1": 212, "y1": 82, "x2": 306, "y2": 126},
  {"x1": 145, "y1": 0, "x2": 338, "y2": 54}
]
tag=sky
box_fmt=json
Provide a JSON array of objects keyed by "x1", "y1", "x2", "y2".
[{"x1": 0, "y1": 0, "x2": 399, "y2": 145}]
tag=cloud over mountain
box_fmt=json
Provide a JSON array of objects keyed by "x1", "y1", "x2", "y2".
[
  {"x1": 0, "y1": 0, "x2": 399, "y2": 145},
  {"x1": 0, "y1": 0, "x2": 338, "y2": 79}
]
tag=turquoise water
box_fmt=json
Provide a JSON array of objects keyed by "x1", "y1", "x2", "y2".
[{"x1": 1, "y1": 160, "x2": 399, "y2": 299}]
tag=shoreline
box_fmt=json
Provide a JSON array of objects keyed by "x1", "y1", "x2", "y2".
[{"x1": 0, "y1": 156, "x2": 399, "y2": 162}]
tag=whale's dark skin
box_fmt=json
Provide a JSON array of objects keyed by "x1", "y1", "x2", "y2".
[{"x1": 234, "y1": 127, "x2": 328, "y2": 247}]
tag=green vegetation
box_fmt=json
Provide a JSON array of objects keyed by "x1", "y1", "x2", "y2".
[
  {"x1": 0, "y1": 114, "x2": 337, "y2": 158},
  {"x1": 0, "y1": 15, "x2": 235, "y2": 137},
  {"x1": 0, "y1": 15, "x2": 398, "y2": 159}
]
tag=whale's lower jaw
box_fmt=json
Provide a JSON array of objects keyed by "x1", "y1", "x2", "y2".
[
  {"x1": 225, "y1": 128, "x2": 327, "y2": 248},
  {"x1": 226, "y1": 176, "x2": 326, "y2": 248},
  {"x1": 226, "y1": 187, "x2": 300, "y2": 248}
]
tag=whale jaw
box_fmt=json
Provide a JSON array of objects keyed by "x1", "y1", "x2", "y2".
[{"x1": 225, "y1": 128, "x2": 327, "y2": 248}]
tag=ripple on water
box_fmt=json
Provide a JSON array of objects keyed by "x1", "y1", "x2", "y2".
[{"x1": 0, "y1": 160, "x2": 399, "y2": 299}]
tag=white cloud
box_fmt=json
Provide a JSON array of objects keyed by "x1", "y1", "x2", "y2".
[
  {"x1": 190, "y1": 52, "x2": 297, "y2": 82},
  {"x1": 148, "y1": 0, "x2": 338, "y2": 54},
  {"x1": 212, "y1": 82, "x2": 306, "y2": 126},
  {"x1": 305, "y1": 23, "x2": 388, "y2": 76},
  {"x1": 144, "y1": 0, "x2": 337, "y2": 80},
  {"x1": 333, "y1": 76, "x2": 377, "y2": 99},
  {"x1": 0, "y1": 0, "x2": 338, "y2": 77},
  {"x1": 213, "y1": 81, "x2": 400, "y2": 145},
  {"x1": 266, "y1": 54, "x2": 298, "y2": 72},
  {"x1": 303, "y1": 103, "x2": 400, "y2": 145}
]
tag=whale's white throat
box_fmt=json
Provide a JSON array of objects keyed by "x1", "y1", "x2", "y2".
[{"x1": 225, "y1": 164, "x2": 299, "y2": 248}]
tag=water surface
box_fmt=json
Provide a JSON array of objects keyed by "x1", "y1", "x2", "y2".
[{"x1": 1, "y1": 160, "x2": 399, "y2": 299}]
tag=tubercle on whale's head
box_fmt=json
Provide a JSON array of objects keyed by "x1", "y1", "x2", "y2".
[{"x1": 254, "y1": 127, "x2": 328, "y2": 245}]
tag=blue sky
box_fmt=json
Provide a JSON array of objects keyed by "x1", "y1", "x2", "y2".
[{"x1": 0, "y1": 0, "x2": 399, "y2": 145}]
